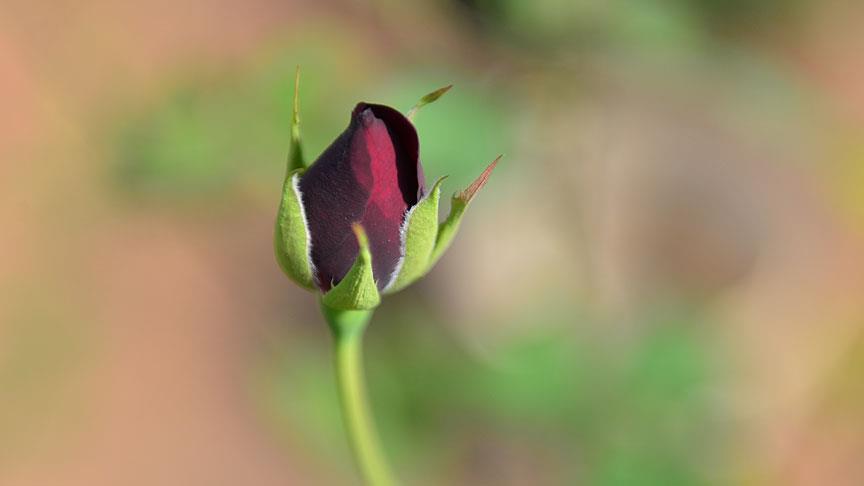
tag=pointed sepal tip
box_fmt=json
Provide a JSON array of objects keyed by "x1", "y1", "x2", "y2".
[
  {"x1": 407, "y1": 84, "x2": 454, "y2": 121},
  {"x1": 288, "y1": 65, "x2": 305, "y2": 171},
  {"x1": 427, "y1": 155, "x2": 501, "y2": 268},
  {"x1": 457, "y1": 154, "x2": 501, "y2": 203}
]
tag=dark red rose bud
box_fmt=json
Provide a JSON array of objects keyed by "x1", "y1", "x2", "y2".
[{"x1": 299, "y1": 103, "x2": 425, "y2": 291}]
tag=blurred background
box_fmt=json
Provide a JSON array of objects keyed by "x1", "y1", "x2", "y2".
[{"x1": 2, "y1": 0, "x2": 864, "y2": 484}]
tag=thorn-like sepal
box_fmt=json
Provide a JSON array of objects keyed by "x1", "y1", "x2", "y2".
[
  {"x1": 428, "y1": 155, "x2": 501, "y2": 268},
  {"x1": 322, "y1": 224, "x2": 381, "y2": 310}
]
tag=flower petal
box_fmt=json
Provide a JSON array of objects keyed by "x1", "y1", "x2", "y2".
[{"x1": 300, "y1": 103, "x2": 424, "y2": 291}]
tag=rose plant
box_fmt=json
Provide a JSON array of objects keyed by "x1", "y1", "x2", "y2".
[{"x1": 274, "y1": 69, "x2": 498, "y2": 486}]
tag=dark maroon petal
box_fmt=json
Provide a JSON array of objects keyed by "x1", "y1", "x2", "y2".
[
  {"x1": 299, "y1": 103, "x2": 425, "y2": 291},
  {"x1": 358, "y1": 103, "x2": 425, "y2": 201}
]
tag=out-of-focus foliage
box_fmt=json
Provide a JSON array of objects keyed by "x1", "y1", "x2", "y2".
[
  {"x1": 3, "y1": 0, "x2": 864, "y2": 484},
  {"x1": 453, "y1": 0, "x2": 807, "y2": 48},
  {"x1": 110, "y1": 33, "x2": 512, "y2": 205},
  {"x1": 257, "y1": 303, "x2": 722, "y2": 485}
]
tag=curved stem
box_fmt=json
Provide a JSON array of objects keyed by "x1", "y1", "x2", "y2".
[{"x1": 321, "y1": 302, "x2": 396, "y2": 486}]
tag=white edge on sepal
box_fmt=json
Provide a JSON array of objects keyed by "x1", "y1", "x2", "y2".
[
  {"x1": 382, "y1": 201, "x2": 420, "y2": 292},
  {"x1": 291, "y1": 172, "x2": 317, "y2": 285}
]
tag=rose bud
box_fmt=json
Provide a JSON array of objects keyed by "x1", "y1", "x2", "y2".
[{"x1": 275, "y1": 75, "x2": 499, "y2": 311}]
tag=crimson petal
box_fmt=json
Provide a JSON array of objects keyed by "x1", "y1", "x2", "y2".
[{"x1": 299, "y1": 103, "x2": 425, "y2": 291}]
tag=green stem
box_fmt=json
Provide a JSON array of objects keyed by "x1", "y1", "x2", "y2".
[{"x1": 321, "y1": 302, "x2": 396, "y2": 486}]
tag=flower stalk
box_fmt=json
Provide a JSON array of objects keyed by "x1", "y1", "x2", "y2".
[{"x1": 322, "y1": 302, "x2": 396, "y2": 486}]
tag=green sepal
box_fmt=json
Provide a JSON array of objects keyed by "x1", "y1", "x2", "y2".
[
  {"x1": 428, "y1": 156, "x2": 501, "y2": 268},
  {"x1": 322, "y1": 224, "x2": 381, "y2": 310},
  {"x1": 288, "y1": 66, "x2": 306, "y2": 171},
  {"x1": 274, "y1": 169, "x2": 315, "y2": 290},
  {"x1": 384, "y1": 177, "x2": 447, "y2": 294},
  {"x1": 427, "y1": 196, "x2": 466, "y2": 269},
  {"x1": 407, "y1": 84, "x2": 453, "y2": 122}
]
